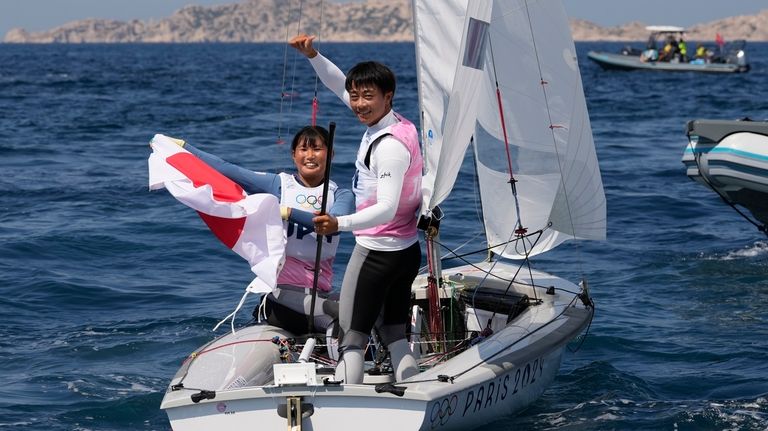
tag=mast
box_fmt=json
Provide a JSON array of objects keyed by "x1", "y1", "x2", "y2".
[{"x1": 412, "y1": 0, "x2": 446, "y2": 352}]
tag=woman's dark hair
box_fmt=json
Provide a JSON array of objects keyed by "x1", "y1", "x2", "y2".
[
  {"x1": 344, "y1": 61, "x2": 396, "y2": 100},
  {"x1": 291, "y1": 125, "x2": 330, "y2": 151}
]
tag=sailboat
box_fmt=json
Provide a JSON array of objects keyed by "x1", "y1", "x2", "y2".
[{"x1": 159, "y1": 0, "x2": 605, "y2": 429}]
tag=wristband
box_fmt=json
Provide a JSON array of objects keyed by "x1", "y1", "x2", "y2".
[{"x1": 280, "y1": 206, "x2": 290, "y2": 220}]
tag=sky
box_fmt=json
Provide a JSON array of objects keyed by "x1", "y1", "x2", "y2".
[{"x1": 1, "y1": 0, "x2": 766, "y2": 39}]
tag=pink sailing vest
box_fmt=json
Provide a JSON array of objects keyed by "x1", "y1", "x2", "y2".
[
  {"x1": 277, "y1": 173, "x2": 338, "y2": 292},
  {"x1": 353, "y1": 112, "x2": 422, "y2": 238}
]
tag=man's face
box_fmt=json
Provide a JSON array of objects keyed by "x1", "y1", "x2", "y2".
[{"x1": 348, "y1": 83, "x2": 392, "y2": 127}]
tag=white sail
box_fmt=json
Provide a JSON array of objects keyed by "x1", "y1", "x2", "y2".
[
  {"x1": 414, "y1": 0, "x2": 489, "y2": 213},
  {"x1": 414, "y1": 0, "x2": 606, "y2": 258}
]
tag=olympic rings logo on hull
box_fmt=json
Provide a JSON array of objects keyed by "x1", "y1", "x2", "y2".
[{"x1": 429, "y1": 394, "x2": 458, "y2": 428}]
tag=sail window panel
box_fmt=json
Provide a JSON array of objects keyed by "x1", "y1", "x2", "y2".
[
  {"x1": 473, "y1": 123, "x2": 559, "y2": 177},
  {"x1": 462, "y1": 18, "x2": 490, "y2": 70},
  {"x1": 477, "y1": 41, "x2": 554, "y2": 158}
]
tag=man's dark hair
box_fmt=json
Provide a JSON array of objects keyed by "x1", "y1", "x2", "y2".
[
  {"x1": 345, "y1": 61, "x2": 396, "y2": 100},
  {"x1": 291, "y1": 125, "x2": 330, "y2": 151}
]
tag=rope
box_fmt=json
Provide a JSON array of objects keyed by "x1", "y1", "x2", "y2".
[
  {"x1": 437, "y1": 226, "x2": 549, "y2": 264},
  {"x1": 276, "y1": 0, "x2": 297, "y2": 144},
  {"x1": 182, "y1": 337, "x2": 285, "y2": 364},
  {"x1": 279, "y1": 0, "x2": 324, "y2": 139},
  {"x1": 398, "y1": 292, "x2": 585, "y2": 386},
  {"x1": 285, "y1": 0, "x2": 306, "y2": 130},
  {"x1": 487, "y1": 35, "x2": 526, "y2": 237},
  {"x1": 311, "y1": 0, "x2": 325, "y2": 126}
]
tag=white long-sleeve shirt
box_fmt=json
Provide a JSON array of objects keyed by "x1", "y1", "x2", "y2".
[{"x1": 309, "y1": 53, "x2": 417, "y2": 251}]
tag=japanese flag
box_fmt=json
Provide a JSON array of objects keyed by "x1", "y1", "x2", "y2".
[{"x1": 148, "y1": 134, "x2": 286, "y2": 293}]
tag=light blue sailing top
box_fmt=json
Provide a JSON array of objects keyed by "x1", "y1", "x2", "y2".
[{"x1": 184, "y1": 143, "x2": 354, "y2": 230}]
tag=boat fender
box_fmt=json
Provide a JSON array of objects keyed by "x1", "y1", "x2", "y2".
[
  {"x1": 375, "y1": 383, "x2": 406, "y2": 397},
  {"x1": 190, "y1": 390, "x2": 216, "y2": 403}
]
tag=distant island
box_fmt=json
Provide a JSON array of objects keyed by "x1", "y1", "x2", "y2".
[{"x1": 4, "y1": 0, "x2": 768, "y2": 43}]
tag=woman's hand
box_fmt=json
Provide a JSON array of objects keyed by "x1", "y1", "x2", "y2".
[
  {"x1": 289, "y1": 34, "x2": 318, "y2": 58},
  {"x1": 313, "y1": 214, "x2": 339, "y2": 235}
]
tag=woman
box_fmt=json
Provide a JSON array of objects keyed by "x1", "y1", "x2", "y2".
[{"x1": 180, "y1": 126, "x2": 355, "y2": 335}]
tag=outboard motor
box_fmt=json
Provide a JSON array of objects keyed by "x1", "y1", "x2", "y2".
[
  {"x1": 621, "y1": 45, "x2": 642, "y2": 56},
  {"x1": 722, "y1": 40, "x2": 749, "y2": 72}
]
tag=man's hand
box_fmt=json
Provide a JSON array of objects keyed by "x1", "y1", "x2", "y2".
[
  {"x1": 313, "y1": 214, "x2": 339, "y2": 235},
  {"x1": 289, "y1": 34, "x2": 318, "y2": 58}
]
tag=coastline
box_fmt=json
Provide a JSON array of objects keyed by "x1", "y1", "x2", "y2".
[{"x1": 3, "y1": 1, "x2": 767, "y2": 43}]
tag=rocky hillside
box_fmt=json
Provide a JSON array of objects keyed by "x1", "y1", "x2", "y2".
[
  {"x1": 4, "y1": 0, "x2": 768, "y2": 43},
  {"x1": 571, "y1": 10, "x2": 768, "y2": 41}
]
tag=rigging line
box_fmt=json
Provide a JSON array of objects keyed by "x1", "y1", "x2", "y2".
[
  {"x1": 449, "y1": 294, "x2": 580, "y2": 381},
  {"x1": 311, "y1": 0, "x2": 325, "y2": 126},
  {"x1": 174, "y1": 335, "x2": 222, "y2": 385},
  {"x1": 435, "y1": 242, "x2": 558, "y2": 292},
  {"x1": 285, "y1": 0, "x2": 307, "y2": 133},
  {"x1": 687, "y1": 140, "x2": 767, "y2": 235},
  {"x1": 483, "y1": 226, "x2": 543, "y2": 326},
  {"x1": 437, "y1": 226, "x2": 548, "y2": 262},
  {"x1": 567, "y1": 303, "x2": 595, "y2": 353},
  {"x1": 466, "y1": 227, "x2": 538, "y2": 327},
  {"x1": 487, "y1": 34, "x2": 525, "y2": 235},
  {"x1": 470, "y1": 138, "x2": 485, "y2": 229},
  {"x1": 400, "y1": 294, "x2": 583, "y2": 385},
  {"x1": 276, "y1": 0, "x2": 296, "y2": 144},
  {"x1": 416, "y1": 228, "x2": 486, "y2": 273},
  {"x1": 441, "y1": 230, "x2": 486, "y2": 262},
  {"x1": 517, "y1": 227, "x2": 545, "y2": 301}
]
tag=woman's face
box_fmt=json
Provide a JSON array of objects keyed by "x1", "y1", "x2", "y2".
[
  {"x1": 292, "y1": 137, "x2": 328, "y2": 187},
  {"x1": 348, "y1": 83, "x2": 392, "y2": 127}
]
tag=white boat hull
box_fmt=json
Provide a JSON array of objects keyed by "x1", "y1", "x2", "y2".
[
  {"x1": 161, "y1": 262, "x2": 593, "y2": 430},
  {"x1": 682, "y1": 119, "x2": 768, "y2": 225},
  {"x1": 164, "y1": 348, "x2": 565, "y2": 431}
]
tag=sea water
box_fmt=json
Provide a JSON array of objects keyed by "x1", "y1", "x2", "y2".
[{"x1": 0, "y1": 42, "x2": 766, "y2": 430}]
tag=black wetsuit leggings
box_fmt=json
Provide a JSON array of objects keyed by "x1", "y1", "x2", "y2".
[{"x1": 337, "y1": 241, "x2": 422, "y2": 353}]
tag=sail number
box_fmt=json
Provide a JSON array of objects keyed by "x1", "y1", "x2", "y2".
[{"x1": 428, "y1": 357, "x2": 545, "y2": 429}]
